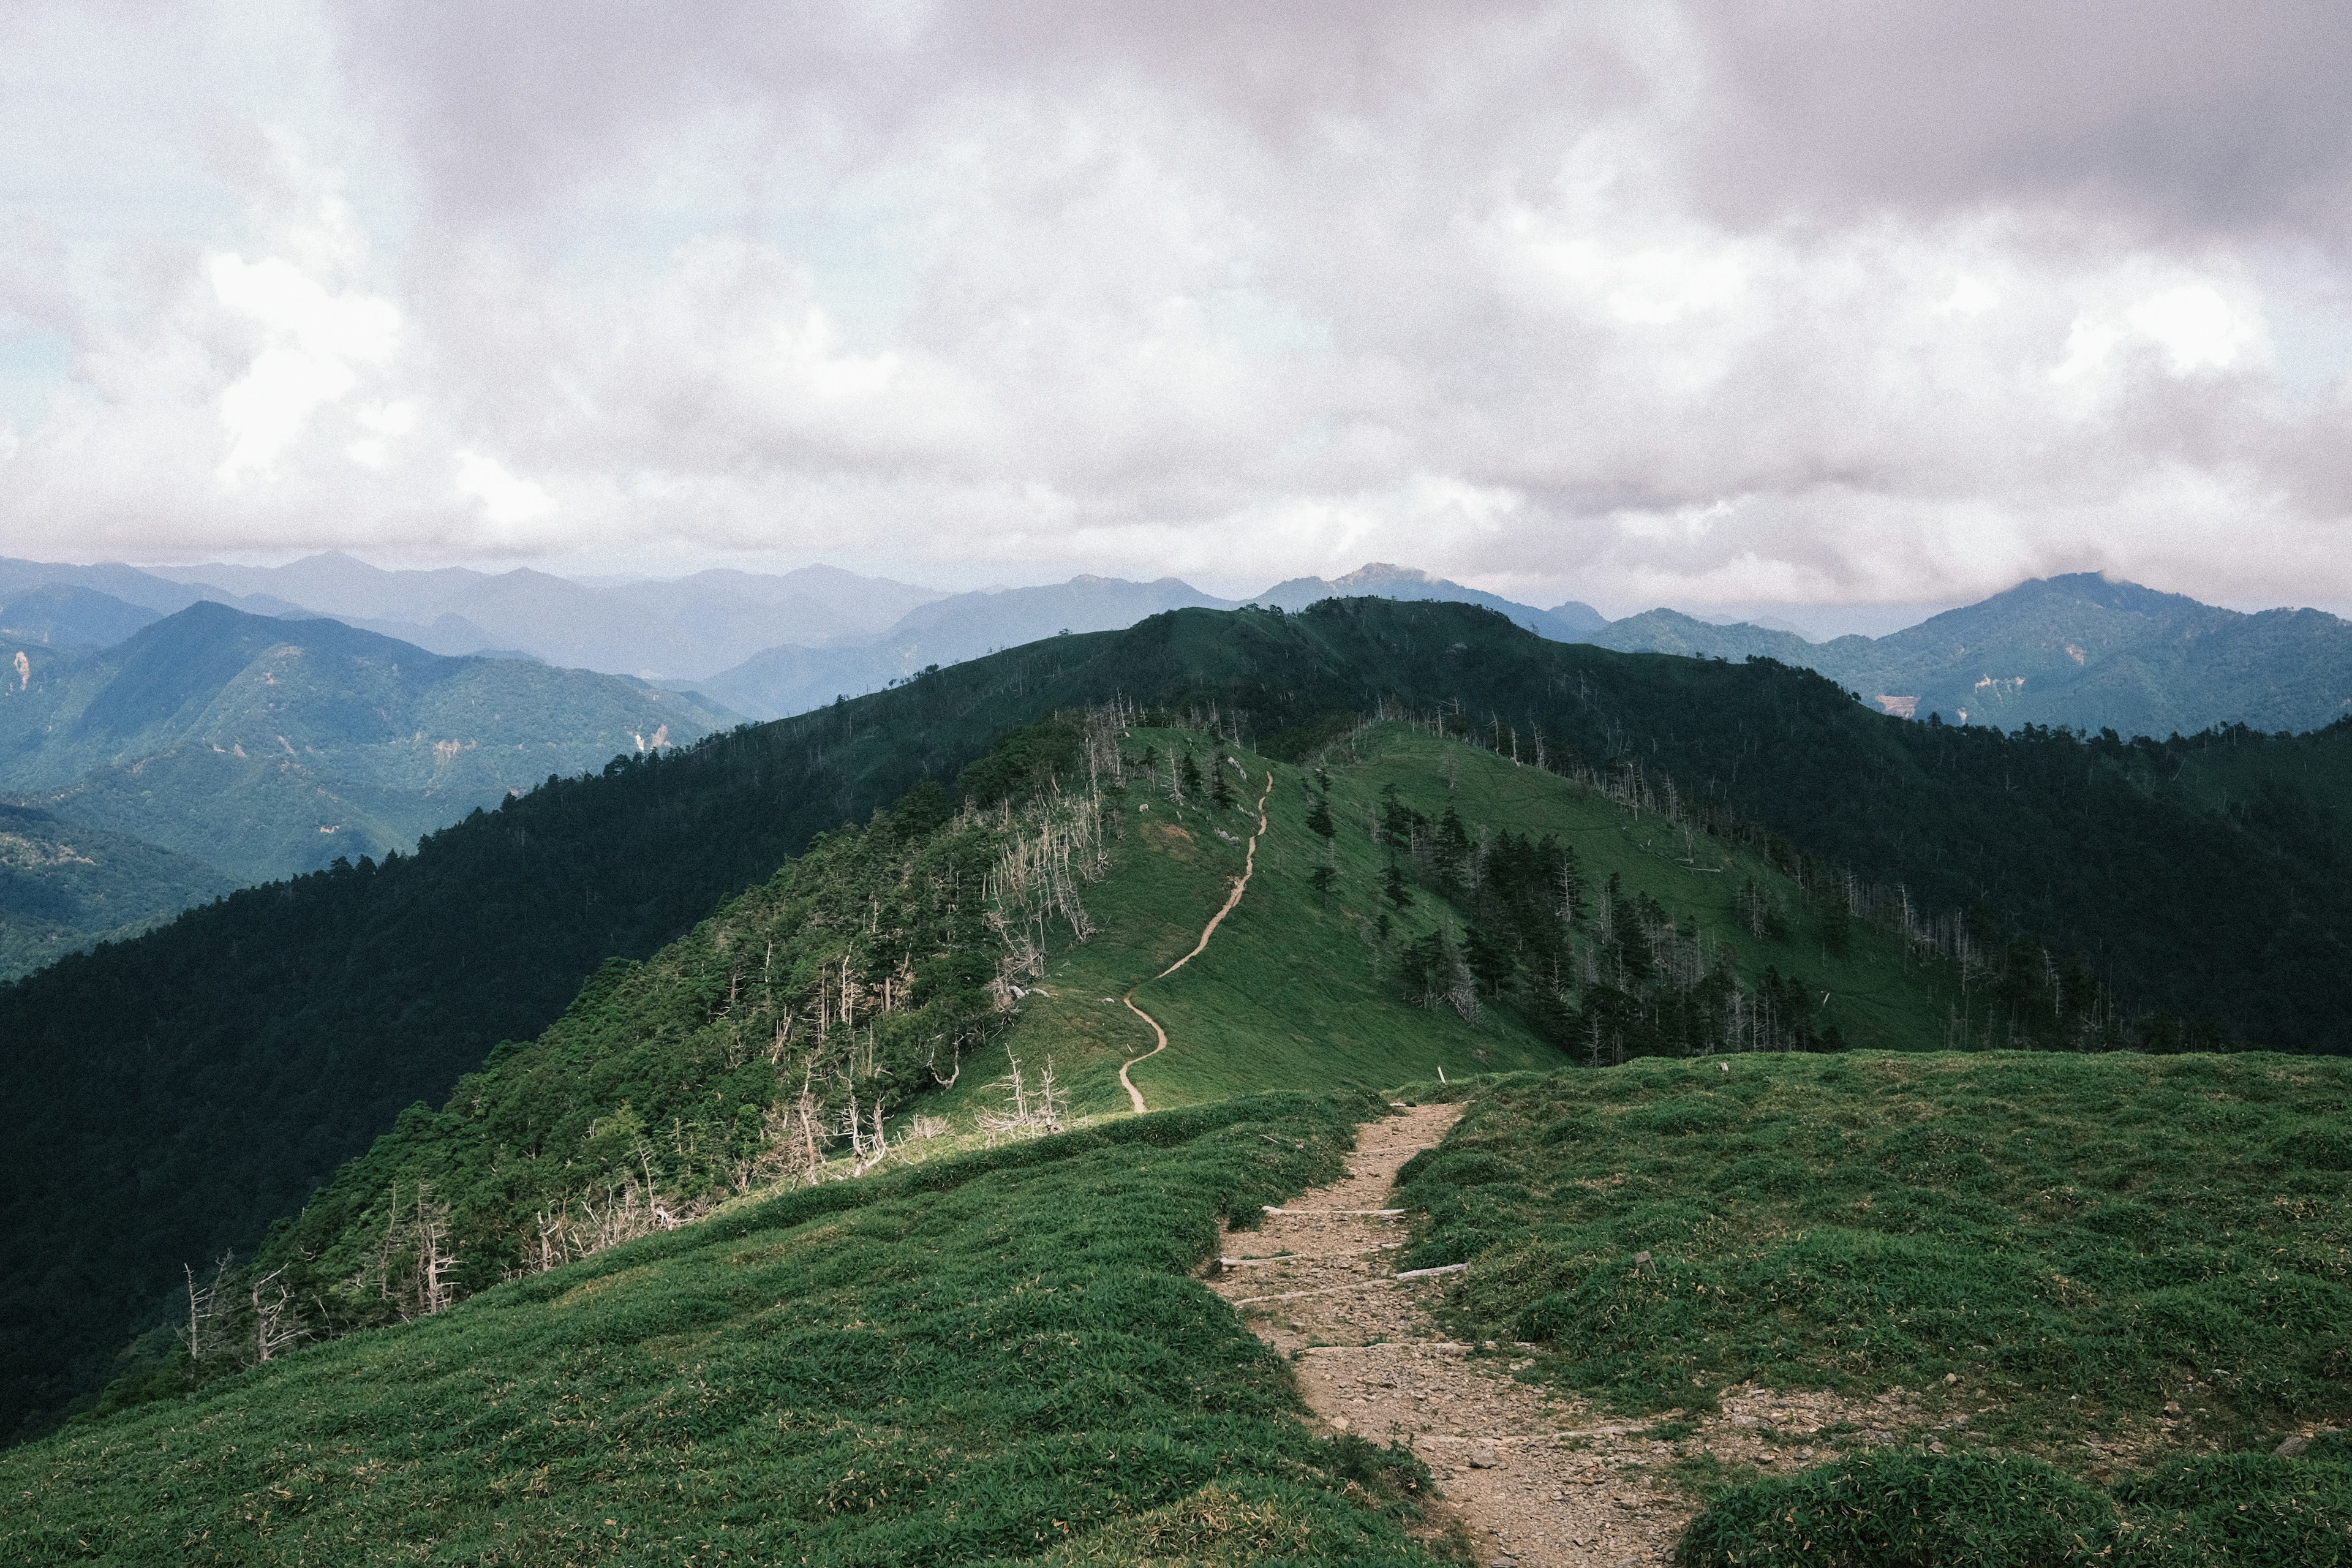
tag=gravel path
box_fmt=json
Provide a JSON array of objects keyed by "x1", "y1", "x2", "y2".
[{"x1": 1210, "y1": 1103, "x2": 1687, "y2": 1568}]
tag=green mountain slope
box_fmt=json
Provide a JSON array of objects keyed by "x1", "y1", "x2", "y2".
[
  {"x1": 131, "y1": 713, "x2": 1968, "y2": 1411},
  {"x1": 0, "y1": 802, "x2": 237, "y2": 981},
  {"x1": 10, "y1": 597, "x2": 2352, "y2": 1441},
  {"x1": 0, "y1": 583, "x2": 160, "y2": 649},
  {"x1": 1590, "y1": 573, "x2": 2352, "y2": 737},
  {"x1": 0, "y1": 601, "x2": 739, "y2": 883},
  {"x1": 5, "y1": 1094, "x2": 1444, "y2": 1567}
]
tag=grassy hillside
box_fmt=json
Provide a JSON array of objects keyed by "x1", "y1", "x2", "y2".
[
  {"x1": 0, "y1": 600, "x2": 738, "y2": 883},
  {"x1": 1396, "y1": 1054, "x2": 2352, "y2": 1559},
  {"x1": 944, "y1": 718, "x2": 1956, "y2": 1129},
  {"x1": 13, "y1": 596, "x2": 2352, "y2": 1439},
  {"x1": 1, "y1": 1093, "x2": 1445, "y2": 1567},
  {"x1": 0, "y1": 802, "x2": 237, "y2": 981},
  {"x1": 130, "y1": 712, "x2": 1971, "y2": 1428}
]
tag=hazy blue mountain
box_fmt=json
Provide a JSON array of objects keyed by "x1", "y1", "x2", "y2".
[
  {"x1": 144, "y1": 553, "x2": 945, "y2": 679},
  {"x1": 1591, "y1": 574, "x2": 2352, "y2": 737},
  {"x1": 0, "y1": 603, "x2": 741, "y2": 883},
  {"x1": 1545, "y1": 597, "x2": 1608, "y2": 633},
  {"x1": 692, "y1": 575, "x2": 1235, "y2": 718},
  {"x1": 1249, "y1": 562, "x2": 1600, "y2": 639},
  {"x1": 0, "y1": 584, "x2": 161, "y2": 649},
  {"x1": 1587, "y1": 608, "x2": 1834, "y2": 664},
  {"x1": 0, "y1": 801, "x2": 237, "y2": 981},
  {"x1": 0, "y1": 556, "x2": 292, "y2": 619}
]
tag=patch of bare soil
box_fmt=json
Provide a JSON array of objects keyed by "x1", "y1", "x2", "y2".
[{"x1": 1212, "y1": 1104, "x2": 1929, "y2": 1568}]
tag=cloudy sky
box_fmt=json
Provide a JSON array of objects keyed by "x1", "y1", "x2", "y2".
[{"x1": 5, "y1": 1, "x2": 2351, "y2": 619}]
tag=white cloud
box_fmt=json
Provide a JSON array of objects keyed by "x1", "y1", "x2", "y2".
[
  {"x1": 454, "y1": 450, "x2": 556, "y2": 530},
  {"x1": 2127, "y1": 284, "x2": 2260, "y2": 374},
  {"x1": 208, "y1": 252, "x2": 399, "y2": 483},
  {"x1": 0, "y1": 0, "x2": 2348, "y2": 618}
]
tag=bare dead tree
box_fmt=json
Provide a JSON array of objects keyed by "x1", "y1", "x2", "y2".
[
  {"x1": 182, "y1": 1252, "x2": 235, "y2": 1363},
  {"x1": 251, "y1": 1265, "x2": 306, "y2": 1362}
]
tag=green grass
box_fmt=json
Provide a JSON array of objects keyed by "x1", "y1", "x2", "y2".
[
  {"x1": 1, "y1": 1093, "x2": 1443, "y2": 1566},
  {"x1": 1392, "y1": 1053, "x2": 2352, "y2": 1452},
  {"x1": 1675, "y1": 1448, "x2": 2352, "y2": 1566},
  {"x1": 1395, "y1": 1054, "x2": 2352, "y2": 1563}
]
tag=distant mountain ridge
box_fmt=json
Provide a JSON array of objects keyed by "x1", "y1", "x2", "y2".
[
  {"x1": 0, "y1": 602, "x2": 739, "y2": 888},
  {"x1": 1250, "y1": 561, "x2": 1605, "y2": 636},
  {"x1": 1590, "y1": 573, "x2": 2352, "y2": 737},
  {"x1": 140, "y1": 553, "x2": 947, "y2": 678},
  {"x1": 14, "y1": 552, "x2": 2346, "y2": 739},
  {"x1": 687, "y1": 574, "x2": 1238, "y2": 717},
  {"x1": 692, "y1": 563, "x2": 1596, "y2": 718}
]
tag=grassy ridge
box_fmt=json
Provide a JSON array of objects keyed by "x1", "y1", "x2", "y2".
[
  {"x1": 0, "y1": 1094, "x2": 1441, "y2": 1566},
  {"x1": 933, "y1": 717, "x2": 1965, "y2": 1125},
  {"x1": 929, "y1": 725, "x2": 1569, "y2": 1125}
]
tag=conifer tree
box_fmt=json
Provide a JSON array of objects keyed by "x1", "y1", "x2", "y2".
[
  {"x1": 1179, "y1": 750, "x2": 1202, "y2": 800},
  {"x1": 1382, "y1": 859, "x2": 1414, "y2": 909},
  {"x1": 1306, "y1": 789, "x2": 1335, "y2": 840}
]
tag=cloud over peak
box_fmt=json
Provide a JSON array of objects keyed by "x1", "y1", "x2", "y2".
[{"x1": 2, "y1": 0, "x2": 2348, "y2": 612}]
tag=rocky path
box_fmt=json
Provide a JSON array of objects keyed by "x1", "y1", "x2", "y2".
[
  {"x1": 1212, "y1": 1104, "x2": 1932, "y2": 1564},
  {"x1": 1212, "y1": 1104, "x2": 1688, "y2": 1568}
]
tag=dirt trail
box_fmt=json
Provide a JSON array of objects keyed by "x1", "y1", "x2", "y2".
[
  {"x1": 1119, "y1": 770, "x2": 1272, "y2": 1114},
  {"x1": 1212, "y1": 1104, "x2": 1692, "y2": 1567},
  {"x1": 1213, "y1": 1106, "x2": 1930, "y2": 1564}
]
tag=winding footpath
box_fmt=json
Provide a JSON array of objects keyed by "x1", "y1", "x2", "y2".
[
  {"x1": 1118, "y1": 769, "x2": 1273, "y2": 1114},
  {"x1": 1214, "y1": 1106, "x2": 1936, "y2": 1567}
]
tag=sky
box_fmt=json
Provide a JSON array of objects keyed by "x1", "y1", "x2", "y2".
[{"x1": 4, "y1": 1, "x2": 2352, "y2": 620}]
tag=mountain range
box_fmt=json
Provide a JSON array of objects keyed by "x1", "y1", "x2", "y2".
[
  {"x1": 1591, "y1": 573, "x2": 2352, "y2": 736},
  {"x1": 0, "y1": 603, "x2": 739, "y2": 976},
  {"x1": 5, "y1": 596, "x2": 2350, "y2": 1483},
  {"x1": 7, "y1": 552, "x2": 2352, "y2": 992}
]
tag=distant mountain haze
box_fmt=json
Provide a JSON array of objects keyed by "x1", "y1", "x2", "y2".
[
  {"x1": 688, "y1": 574, "x2": 1235, "y2": 718},
  {"x1": 1590, "y1": 574, "x2": 2352, "y2": 737},
  {"x1": 1246, "y1": 561, "x2": 1602, "y2": 638},
  {"x1": 0, "y1": 602, "x2": 739, "y2": 886},
  {"x1": 6, "y1": 553, "x2": 2343, "y2": 737},
  {"x1": 0, "y1": 584, "x2": 162, "y2": 649},
  {"x1": 142, "y1": 553, "x2": 947, "y2": 679},
  {"x1": 693, "y1": 564, "x2": 1597, "y2": 719}
]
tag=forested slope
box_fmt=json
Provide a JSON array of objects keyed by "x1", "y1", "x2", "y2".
[{"x1": 7, "y1": 598, "x2": 2351, "y2": 1441}]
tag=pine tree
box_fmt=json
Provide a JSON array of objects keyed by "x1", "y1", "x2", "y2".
[
  {"x1": 1306, "y1": 790, "x2": 1334, "y2": 840},
  {"x1": 1382, "y1": 859, "x2": 1414, "y2": 909},
  {"x1": 1818, "y1": 897, "x2": 1852, "y2": 955},
  {"x1": 1179, "y1": 751, "x2": 1202, "y2": 800},
  {"x1": 1211, "y1": 761, "x2": 1235, "y2": 810},
  {"x1": 1464, "y1": 924, "x2": 1515, "y2": 998}
]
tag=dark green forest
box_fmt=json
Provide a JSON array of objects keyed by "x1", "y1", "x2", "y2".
[{"x1": 7, "y1": 598, "x2": 2351, "y2": 1441}]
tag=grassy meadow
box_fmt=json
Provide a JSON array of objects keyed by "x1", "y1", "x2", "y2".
[
  {"x1": 0, "y1": 1095, "x2": 1441, "y2": 1566},
  {"x1": 1393, "y1": 1052, "x2": 2352, "y2": 1563}
]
